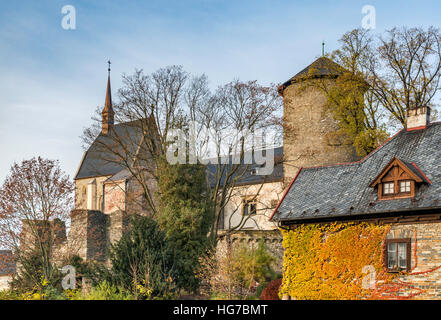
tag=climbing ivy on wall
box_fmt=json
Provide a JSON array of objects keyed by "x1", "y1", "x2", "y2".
[{"x1": 279, "y1": 222, "x2": 397, "y2": 300}]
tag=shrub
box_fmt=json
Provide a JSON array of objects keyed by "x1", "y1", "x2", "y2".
[
  {"x1": 198, "y1": 240, "x2": 276, "y2": 299},
  {"x1": 260, "y1": 278, "x2": 282, "y2": 300},
  {"x1": 231, "y1": 241, "x2": 276, "y2": 289},
  {"x1": 10, "y1": 249, "x2": 62, "y2": 292},
  {"x1": 109, "y1": 215, "x2": 176, "y2": 299},
  {"x1": 0, "y1": 290, "x2": 21, "y2": 300},
  {"x1": 69, "y1": 281, "x2": 133, "y2": 300}
]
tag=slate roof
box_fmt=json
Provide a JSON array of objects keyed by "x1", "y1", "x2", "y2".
[
  {"x1": 76, "y1": 119, "x2": 283, "y2": 187},
  {"x1": 104, "y1": 169, "x2": 133, "y2": 183},
  {"x1": 0, "y1": 250, "x2": 15, "y2": 276},
  {"x1": 272, "y1": 122, "x2": 441, "y2": 223},
  {"x1": 75, "y1": 121, "x2": 144, "y2": 180},
  {"x1": 207, "y1": 146, "x2": 283, "y2": 188},
  {"x1": 279, "y1": 57, "x2": 345, "y2": 93}
]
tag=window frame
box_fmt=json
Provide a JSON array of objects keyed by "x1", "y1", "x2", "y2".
[
  {"x1": 383, "y1": 182, "x2": 395, "y2": 195},
  {"x1": 379, "y1": 179, "x2": 415, "y2": 200},
  {"x1": 384, "y1": 238, "x2": 411, "y2": 272},
  {"x1": 242, "y1": 197, "x2": 257, "y2": 216},
  {"x1": 399, "y1": 180, "x2": 412, "y2": 194}
]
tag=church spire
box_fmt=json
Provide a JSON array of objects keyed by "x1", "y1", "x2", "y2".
[{"x1": 102, "y1": 60, "x2": 114, "y2": 135}]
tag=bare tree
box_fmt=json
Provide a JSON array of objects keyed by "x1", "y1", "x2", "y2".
[
  {"x1": 200, "y1": 80, "x2": 282, "y2": 240},
  {"x1": 0, "y1": 157, "x2": 73, "y2": 284},
  {"x1": 373, "y1": 27, "x2": 441, "y2": 126},
  {"x1": 333, "y1": 27, "x2": 441, "y2": 130},
  {"x1": 307, "y1": 27, "x2": 441, "y2": 157}
]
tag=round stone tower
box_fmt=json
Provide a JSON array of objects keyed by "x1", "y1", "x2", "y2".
[{"x1": 280, "y1": 57, "x2": 358, "y2": 183}]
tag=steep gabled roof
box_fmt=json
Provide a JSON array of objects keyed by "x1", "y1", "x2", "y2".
[
  {"x1": 272, "y1": 122, "x2": 441, "y2": 223},
  {"x1": 75, "y1": 121, "x2": 145, "y2": 180}
]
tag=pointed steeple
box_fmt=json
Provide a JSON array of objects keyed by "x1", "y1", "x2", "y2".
[{"x1": 102, "y1": 60, "x2": 114, "y2": 135}]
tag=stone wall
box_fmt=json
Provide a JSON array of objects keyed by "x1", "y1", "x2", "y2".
[
  {"x1": 69, "y1": 210, "x2": 108, "y2": 262},
  {"x1": 107, "y1": 210, "x2": 129, "y2": 246},
  {"x1": 216, "y1": 230, "x2": 284, "y2": 273},
  {"x1": 282, "y1": 80, "x2": 357, "y2": 183},
  {"x1": 103, "y1": 181, "x2": 126, "y2": 214},
  {"x1": 388, "y1": 222, "x2": 441, "y2": 299}
]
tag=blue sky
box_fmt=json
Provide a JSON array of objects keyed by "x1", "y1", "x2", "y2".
[{"x1": 1, "y1": 0, "x2": 441, "y2": 182}]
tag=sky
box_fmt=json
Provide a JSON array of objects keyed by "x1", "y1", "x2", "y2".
[{"x1": 1, "y1": 0, "x2": 441, "y2": 183}]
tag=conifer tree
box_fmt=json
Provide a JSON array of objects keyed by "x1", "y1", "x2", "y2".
[{"x1": 157, "y1": 158, "x2": 214, "y2": 293}]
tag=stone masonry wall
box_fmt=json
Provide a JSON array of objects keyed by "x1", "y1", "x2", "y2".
[
  {"x1": 69, "y1": 210, "x2": 108, "y2": 262},
  {"x1": 388, "y1": 222, "x2": 441, "y2": 299},
  {"x1": 282, "y1": 80, "x2": 357, "y2": 183},
  {"x1": 216, "y1": 230, "x2": 284, "y2": 273}
]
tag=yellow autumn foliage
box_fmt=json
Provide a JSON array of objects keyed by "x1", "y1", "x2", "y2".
[{"x1": 280, "y1": 222, "x2": 396, "y2": 300}]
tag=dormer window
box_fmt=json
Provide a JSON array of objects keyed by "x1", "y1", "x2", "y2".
[
  {"x1": 370, "y1": 157, "x2": 431, "y2": 200},
  {"x1": 399, "y1": 181, "x2": 411, "y2": 194},
  {"x1": 383, "y1": 182, "x2": 394, "y2": 195}
]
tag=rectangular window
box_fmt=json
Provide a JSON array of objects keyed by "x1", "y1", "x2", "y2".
[
  {"x1": 383, "y1": 182, "x2": 394, "y2": 195},
  {"x1": 243, "y1": 198, "x2": 257, "y2": 215},
  {"x1": 399, "y1": 181, "x2": 411, "y2": 193},
  {"x1": 386, "y1": 239, "x2": 410, "y2": 272}
]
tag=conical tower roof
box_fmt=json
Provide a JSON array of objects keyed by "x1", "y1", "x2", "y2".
[{"x1": 279, "y1": 57, "x2": 345, "y2": 93}]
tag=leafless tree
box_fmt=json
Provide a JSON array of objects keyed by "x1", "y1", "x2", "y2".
[
  {"x1": 332, "y1": 27, "x2": 441, "y2": 131},
  {"x1": 0, "y1": 157, "x2": 74, "y2": 283}
]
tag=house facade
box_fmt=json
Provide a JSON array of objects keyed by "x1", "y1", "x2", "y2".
[{"x1": 271, "y1": 104, "x2": 441, "y2": 299}]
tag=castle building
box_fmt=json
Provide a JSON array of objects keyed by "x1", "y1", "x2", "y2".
[{"x1": 64, "y1": 57, "x2": 359, "y2": 266}]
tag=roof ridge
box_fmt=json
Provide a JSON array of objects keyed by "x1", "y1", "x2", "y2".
[{"x1": 300, "y1": 128, "x2": 405, "y2": 171}]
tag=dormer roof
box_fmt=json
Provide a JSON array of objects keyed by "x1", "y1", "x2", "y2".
[{"x1": 369, "y1": 157, "x2": 431, "y2": 188}]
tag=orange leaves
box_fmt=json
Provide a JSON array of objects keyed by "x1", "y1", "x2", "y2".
[{"x1": 280, "y1": 223, "x2": 392, "y2": 300}]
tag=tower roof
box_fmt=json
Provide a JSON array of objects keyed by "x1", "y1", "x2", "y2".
[
  {"x1": 103, "y1": 74, "x2": 113, "y2": 115},
  {"x1": 279, "y1": 57, "x2": 345, "y2": 93}
]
